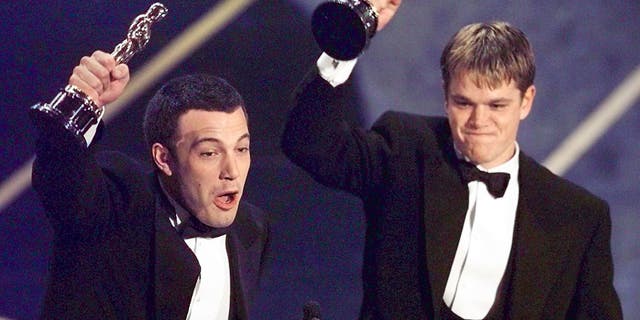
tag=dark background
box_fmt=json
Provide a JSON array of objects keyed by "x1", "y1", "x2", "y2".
[{"x1": 1, "y1": 1, "x2": 638, "y2": 319}]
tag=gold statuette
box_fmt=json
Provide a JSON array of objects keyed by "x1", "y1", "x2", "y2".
[{"x1": 30, "y1": 3, "x2": 168, "y2": 146}]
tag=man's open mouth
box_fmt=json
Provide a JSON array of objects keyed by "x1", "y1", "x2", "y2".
[{"x1": 214, "y1": 191, "x2": 238, "y2": 210}]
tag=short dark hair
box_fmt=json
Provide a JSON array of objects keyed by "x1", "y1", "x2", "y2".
[
  {"x1": 143, "y1": 74, "x2": 247, "y2": 152},
  {"x1": 440, "y1": 21, "x2": 536, "y2": 95}
]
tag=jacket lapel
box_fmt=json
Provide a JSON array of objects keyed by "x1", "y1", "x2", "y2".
[
  {"x1": 226, "y1": 203, "x2": 260, "y2": 320},
  {"x1": 507, "y1": 154, "x2": 564, "y2": 318},
  {"x1": 153, "y1": 178, "x2": 201, "y2": 320},
  {"x1": 421, "y1": 124, "x2": 470, "y2": 318}
]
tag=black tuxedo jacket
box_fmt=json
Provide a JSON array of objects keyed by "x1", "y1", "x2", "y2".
[
  {"x1": 281, "y1": 71, "x2": 622, "y2": 319},
  {"x1": 32, "y1": 120, "x2": 270, "y2": 319}
]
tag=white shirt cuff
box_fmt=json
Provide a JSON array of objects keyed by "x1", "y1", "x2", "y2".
[
  {"x1": 317, "y1": 53, "x2": 358, "y2": 87},
  {"x1": 82, "y1": 107, "x2": 105, "y2": 147}
]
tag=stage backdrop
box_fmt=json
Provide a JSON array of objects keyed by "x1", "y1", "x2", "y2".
[{"x1": 1, "y1": 1, "x2": 638, "y2": 319}]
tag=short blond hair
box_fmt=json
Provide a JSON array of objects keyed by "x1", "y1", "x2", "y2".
[{"x1": 440, "y1": 21, "x2": 535, "y2": 95}]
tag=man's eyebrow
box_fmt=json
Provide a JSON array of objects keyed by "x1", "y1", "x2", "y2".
[
  {"x1": 487, "y1": 97, "x2": 514, "y2": 104},
  {"x1": 450, "y1": 94, "x2": 470, "y2": 101},
  {"x1": 449, "y1": 94, "x2": 474, "y2": 103},
  {"x1": 235, "y1": 133, "x2": 251, "y2": 143},
  {"x1": 192, "y1": 133, "x2": 251, "y2": 147},
  {"x1": 450, "y1": 94, "x2": 513, "y2": 104}
]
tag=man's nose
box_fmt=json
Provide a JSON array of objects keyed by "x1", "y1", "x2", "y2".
[
  {"x1": 220, "y1": 154, "x2": 239, "y2": 180},
  {"x1": 469, "y1": 105, "x2": 489, "y2": 125}
]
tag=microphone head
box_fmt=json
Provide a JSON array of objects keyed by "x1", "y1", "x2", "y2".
[{"x1": 303, "y1": 300, "x2": 321, "y2": 320}]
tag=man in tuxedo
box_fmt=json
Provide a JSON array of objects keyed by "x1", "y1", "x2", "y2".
[
  {"x1": 281, "y1": 1, "x2": 621, "y2": 319},
  {"x1": 32, "y1": 51, "x2": 270, "y2": 319}
]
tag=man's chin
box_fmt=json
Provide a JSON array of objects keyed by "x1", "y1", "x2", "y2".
[
  {"x1": 198, "y1": 209, "x2": 238, "y2": 228},
  {"x1": 458, "y1": 144, "x2": 490, "y2": 161}
]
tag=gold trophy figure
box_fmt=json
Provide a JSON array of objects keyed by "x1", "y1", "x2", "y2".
[{"x1": 30, "y1": 3, "x2": 168, "y2": 147}]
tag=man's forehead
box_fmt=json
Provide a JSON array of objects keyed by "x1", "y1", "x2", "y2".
[
  {"x1": 180, "y1": 126, "x2": 249, "y2": 141},
  {"x1": 174, "y1": 109, "x2": 249, "y2": 144},
  {"x1": 177, "y1": 109, "x2": 247, "y2": 129},
  {"x1": 451, "y1": 70, "x2": 515, "y2": 90}
]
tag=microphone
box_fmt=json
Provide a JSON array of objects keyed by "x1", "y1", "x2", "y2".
[{"x1": 303, "y1": 300, "x2": 321, "y2": 320}]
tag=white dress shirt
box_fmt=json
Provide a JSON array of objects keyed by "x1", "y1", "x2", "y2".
[{"x1": 442, "y1": 146, "x2": 520, "y2": 319}]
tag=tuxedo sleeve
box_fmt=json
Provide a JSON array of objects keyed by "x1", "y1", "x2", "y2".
[
  {"x1": 281, "y1": 68, "x2": 408, "y2": 199},
  {"x1": 32, "y1": 118, "x2": 114, "y2": 240},
  {"x1": 568, "y1": 201, "x2": 623, "y2": 319}
]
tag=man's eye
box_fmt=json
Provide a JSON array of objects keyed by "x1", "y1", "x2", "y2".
[
  {"x1": 200, "y1": 151, "x2": 218, "y2": 157},
  {"x1": 238, "y1": 147, "x2": 250, "y2": 153},
  {"x1": 454, "y1": 101, "x2": 471, "y2": 108}
]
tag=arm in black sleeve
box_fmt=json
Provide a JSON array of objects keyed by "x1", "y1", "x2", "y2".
[
  {"x1": 568, "y1": 200, "x2": 623, "y2": 319},
  {"x1": 281, "y1": 68, "x2": 393, "y2": 198},
  {"x1": 31, "y1": 118, "x2": 113, "y2": 240}
]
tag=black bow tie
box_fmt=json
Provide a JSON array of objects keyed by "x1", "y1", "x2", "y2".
[
  {"x1": 459, "y1": 162, "x2": 511, "y2": 198},
  {"x1": 179, "y1": 216, "x2": 229, "y2": 239}
]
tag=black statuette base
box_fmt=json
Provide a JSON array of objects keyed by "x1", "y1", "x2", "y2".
[
  {"x1": 312, "y1": 0, "x2": 378, "y2": 60},
  {"x1": 29, "y1": 86, "x2": 102, "y2": 148}
]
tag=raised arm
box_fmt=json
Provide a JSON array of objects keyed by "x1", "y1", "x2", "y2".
[{"x1": 31, "y1": 52, "x2": 130, "y2": 239}]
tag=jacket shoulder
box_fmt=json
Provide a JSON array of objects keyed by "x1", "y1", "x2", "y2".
[
  {"x1": 374, "y1": 111, "x2": 447, "y2": 132},
  {"x1": 373, "y1": 111, "x2": 449, "y2": 143},
  {"x1": 238, "y1": 201, "x2": 270, "y2": 232},
  {"x1": 519, "y1": 153, "x2": 609, "y2": 215},
  {"x1": 95, "y1": 151, "x2": 155, "y2": 206}
]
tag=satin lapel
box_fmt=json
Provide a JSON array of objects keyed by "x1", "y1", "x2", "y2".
[
  {"x1": 153, "y1": 181, "x2": 201, "y2": 320},
  {"x1": 226, "y1": 203, "x2": 260, "y2": 320},
  {"x1": 421, "y1": 130, "x2": 469, "y2": 318},
  {"x1": 507, "y1": 155, "x2": 563, "y2": 318}
]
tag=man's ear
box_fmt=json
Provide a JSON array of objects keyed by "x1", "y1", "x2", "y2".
[
  {"x1": 442, "y1": 81, "x2": 450, "y2": 115},
  {"x1": 151, "y1": 143, "x2": 173, "y2": 176},
  {"x1": 519, "y1": 85, "x2": 536, "y2": 120}
]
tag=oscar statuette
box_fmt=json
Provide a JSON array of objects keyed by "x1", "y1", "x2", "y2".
[
  {"x1": 311, "y1": 0, "x2": 378, "y2": 60},
  {"x1": 29, "y1": 3, "x2": 168, "y2": 147}
]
